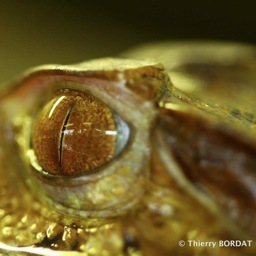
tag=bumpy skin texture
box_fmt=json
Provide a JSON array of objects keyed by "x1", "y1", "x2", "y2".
[{"x1": 0, "y1": 43, "x2": 256, "y2": 256}]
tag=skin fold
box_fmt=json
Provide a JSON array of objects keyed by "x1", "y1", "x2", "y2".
[{"x1": 0, "y1": 42, "x2": 255, "y2": 255}]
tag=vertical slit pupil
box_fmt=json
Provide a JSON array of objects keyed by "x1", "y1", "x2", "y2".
[
  {"x1": 32, "y1": 89, "x2": 126, "y2": 176},
  {"x1": 59, "y1": 105, "x2": 73, "y2": 168}
]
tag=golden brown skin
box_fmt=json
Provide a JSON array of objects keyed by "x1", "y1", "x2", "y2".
[{"x1": 0, "y1": 43, "x2": 255, "y2": 255}]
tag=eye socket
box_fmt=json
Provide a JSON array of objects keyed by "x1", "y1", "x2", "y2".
[
  {"x1": 32, "y1": 89, "x2": 130, "y2": 176},
  {"x1": 9, "y1": 59, "x2": 163, "y2": 220}
]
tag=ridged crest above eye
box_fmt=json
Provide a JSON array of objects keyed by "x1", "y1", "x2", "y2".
[{"x1": 32, "y1": 89, "x2": 129, "y2": 176}]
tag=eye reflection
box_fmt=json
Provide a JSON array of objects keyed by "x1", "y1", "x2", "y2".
[{"x1": 32, "y1": 89, "x2": 130, "y2": 176}]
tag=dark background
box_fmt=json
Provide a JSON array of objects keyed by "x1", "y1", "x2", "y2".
[{"x1": 1, "y1": 1, "x2": 255, "y2": 83}]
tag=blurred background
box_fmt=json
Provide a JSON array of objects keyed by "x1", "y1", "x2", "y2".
[{"x1": 1, "y1": 0, "x2": 255, "y2": 84}]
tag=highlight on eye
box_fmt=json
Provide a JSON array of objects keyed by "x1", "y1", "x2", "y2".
[{"x1": 32, "y1": 89, "x2": 130, "y2": 176}]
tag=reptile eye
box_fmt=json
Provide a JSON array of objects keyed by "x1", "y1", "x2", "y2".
[{"x1": 32, "y1": 89, "x2": 129, "y2": 176}]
